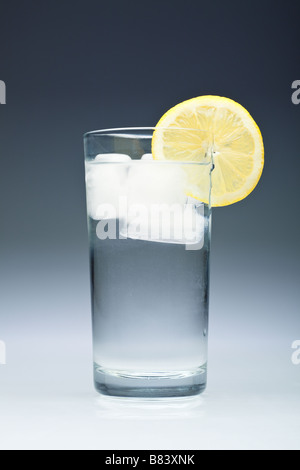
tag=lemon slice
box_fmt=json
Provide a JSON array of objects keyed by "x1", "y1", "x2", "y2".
[{"x1": 152, "y1": 95, "x2": 264, "y2": 206}]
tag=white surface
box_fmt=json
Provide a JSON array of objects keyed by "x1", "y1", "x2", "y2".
[
  {"x1": 0, "y1": 335, "x2": 299, "y2": 450},
  {"x1": 0, "y1": 247, "x2": 299, "y2": 450}
]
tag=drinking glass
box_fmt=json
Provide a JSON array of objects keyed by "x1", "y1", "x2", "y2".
[{"x1": 84, "y1": 127, "x2": 212, "y2": 397}]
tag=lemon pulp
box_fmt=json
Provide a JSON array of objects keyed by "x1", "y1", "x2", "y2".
[{"x1": 152, "y1": 95, "x2": 264, "y2": 206}]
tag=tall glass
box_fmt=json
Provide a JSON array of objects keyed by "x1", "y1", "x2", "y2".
[{"x1": 84, "y1": 128, "x2": 212, "y2": 397}]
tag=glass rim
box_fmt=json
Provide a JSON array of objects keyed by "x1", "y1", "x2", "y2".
[{"x1": 84, "y1": 126, "x2": 209, "y2": 139}]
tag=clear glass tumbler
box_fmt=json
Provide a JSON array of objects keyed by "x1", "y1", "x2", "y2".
[{"x1": 84, "y1": 127, "x2": 212, "y2": 397}]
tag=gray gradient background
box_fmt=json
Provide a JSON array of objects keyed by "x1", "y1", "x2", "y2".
[{"x1": 0, "y1": 0, "x2": 300, "y2": 450}]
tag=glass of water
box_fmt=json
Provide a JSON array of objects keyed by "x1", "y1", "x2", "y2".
[{"x1": 84, "y1": 127, "x2": 212, "y2": 397}]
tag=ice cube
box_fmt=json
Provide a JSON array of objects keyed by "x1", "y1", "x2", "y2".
[
  {"x1": 124, "y1": 201, "x2": 204, "y2": 246},
  {"x1": 95, "y1": 154, "x2": 131, "y2": 163},
  {"x1": 122, "y1": 162, "x2": 194, "y2": 243},
  {"x1": 85, "y1": 154, "x2": 131, "y2": 220},
  {"x1": 127, "y1": 162, "x2": 187, "y2": 208},
  {"x1": 182, "y1": 203, "x2": 205, "y2": 244},
  {"x1": 141, "y1": 153, "x2": 153, "y2": 161}
]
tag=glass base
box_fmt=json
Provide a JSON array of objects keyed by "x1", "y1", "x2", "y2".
[{"x1": 94, "y1": 364, "x2": 207, "y2": 398}]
